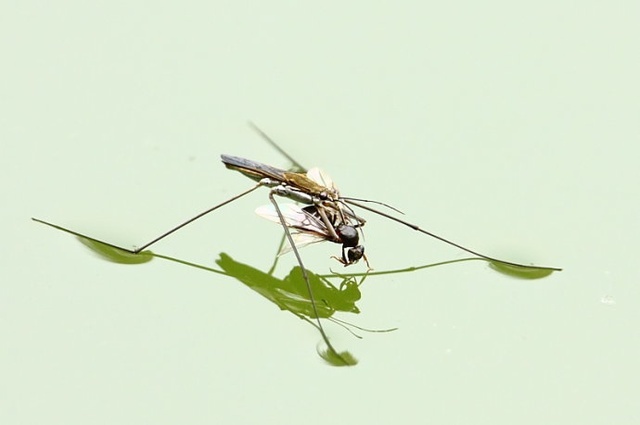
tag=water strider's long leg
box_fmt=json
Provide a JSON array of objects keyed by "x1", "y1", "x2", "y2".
[
  {"x1": 247, "y1": 123, "x2": 560, "y2": 270},
  {"x1": 33, "y1": 180, "x2": 354, "y2": 364},
  {"x1": 248, "y1": 122, "x2": 306, "y2": 172},
  {"x1": 268, "y1": 191, "x2": 352, "y2": 366},
  {"x1": 346, "y1": 200, "x2": 562, "y2": 272},
  {"x1": 32, "y1": 184, "x2": 263, "y2": 254}
]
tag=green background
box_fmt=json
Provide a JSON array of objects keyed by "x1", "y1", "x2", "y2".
[{"x1": 2, "y1": 1, "x2": 638, "y2": 424}]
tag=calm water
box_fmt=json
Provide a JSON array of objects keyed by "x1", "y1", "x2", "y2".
[{"x1": 3, "y1": 2, "x2": 639, "y2": 424}]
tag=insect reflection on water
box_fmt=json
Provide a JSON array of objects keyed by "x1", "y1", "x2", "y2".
[{"x1": 32, "y1": 123, "x2": 561, "y2": 366}]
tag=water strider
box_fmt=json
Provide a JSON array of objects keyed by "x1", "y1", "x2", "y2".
[{"x1": 32, "y1": 123, "x2": 561, "y2": 366}]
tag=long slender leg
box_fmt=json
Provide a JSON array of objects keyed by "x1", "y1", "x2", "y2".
[
  {"x1": 346, "y1": 200, "x2": 562, "y2": 271},
  {"x1": 32, "y1": 184, "x2": 263, "y2": 254},
  {"x1": 314, "y1": 203, "x2": 342, "y2": 242},
  {"x1": 248, "y1": 122, "x2": 306, "y2": 172},
  {"x1": 268, "y1": 192, "x2": 353, "y2": 365}
]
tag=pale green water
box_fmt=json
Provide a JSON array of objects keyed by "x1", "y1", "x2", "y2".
[{"x1": 2, "y1": 1, "x2": 639, "y2": 424}]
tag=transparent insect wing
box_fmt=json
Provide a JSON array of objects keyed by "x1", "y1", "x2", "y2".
[
  {"x1": 255, "y1": 204, "x2": 325, "y2": 233},
  {"x1": 255, "y1": 204, "x2": 331, "y2": 255},
  {"x1": 306, "y1": 167, "x2": 338, "y2": 194},
  {"x1": 279, "y1": 233, "x2": 327, "y2": 255}
]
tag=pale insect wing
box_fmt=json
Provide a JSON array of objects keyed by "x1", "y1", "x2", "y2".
[
  {"x1": 278, "y1": 232, "x2": 327, "y2": 255},
  {"x1": 255, "y1": 203, "x2": 300, "y2": 225},
  {"x1": 255, "y1": 204, "x2": 329, "y2": 255},
  {"x1": 255, "y1": 204, "x2": 325, "y2": 233},
  {"x1": 306, "y1": 167, "x2": 338, "y2": 192}
]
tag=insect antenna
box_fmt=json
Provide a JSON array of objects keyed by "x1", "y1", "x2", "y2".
[{"x1": 340, "y1": 196, "x2": 405, "y2": 215}]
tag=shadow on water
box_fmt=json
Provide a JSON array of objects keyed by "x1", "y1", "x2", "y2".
[
  {"x1": 41, "y1": 217, "x2": 557, "y2": 366},
  {"x1": 32, "y1": 125, "x2": 562, "y2": 365}
]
